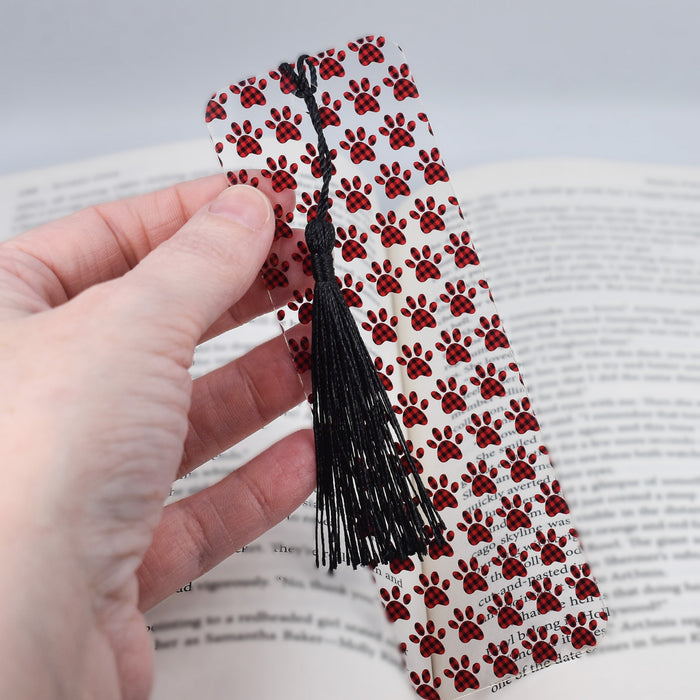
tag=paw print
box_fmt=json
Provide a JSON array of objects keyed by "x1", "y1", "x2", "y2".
[
  {"x1": 470, "y1": 363, "x2": 507, "y2": 400},
  {"x1": 260, "y1": 155, "x2": 299, "y2": 192},
  {"x1": 393, "y1": 391, "x2": 429, "y2": 428},
  {"x1": 348, "y1": 35, "x2": 386, "y2": 65},
  {"x1": 205, "y1": 92, "x2": 227, "y2": 122},
  {"x1": 443, "y1": 655, "x2": 481, "y2": 692},
  {"x1": 378, "y1": 112, "x2": 416, "y2": 150},
  {"x1": 534, "y1": 480, "x2": 570, "y2": 516},
  {"x1": 338, "y1": 126, "x2": 377, "y2": 163},
  {"x1": 409, "y1": 669, "x2": 441, "y2": 700},
  {"x1": 374, "y1": 161, "x2": 412, "y2": 199},
  {"x1": 457, "y1": 508, "x2": 494, "y2": 545},
  {"x1": 482, "y1": 640, "x2": 520, "y2": 678},
  {"x1": 428, "y1": 527, "x2": 455, "y2": 560},
  {"x1": 261, "y1": 253, "x2": 290, "y2": 290},
  {"x1": 290, "y1": 240, "x2": 312, "y2": 276},
  {"x1": 435, "y1": 329, "x2": 472, "y2": 365},
  {"x1": 443, "y1": 230, "x2": 480, "y2": 267},
  {"x1": 343, "y1": 77, "x2": 382, "y2": 114},
  {"x1": 565, "y1": 563, "x2": 600, "y2": 601},
  {"x1": 335, "y1": 225, "x2": 368, "y2": 261},
  {"x1": 486, "y1": 592, "x2": 524, "y2": 629},
  {"x1": 396, "y1": 343, "x2": 433, "y2": 379},
  {"x1": 397, "y1": 439, "x2": 425, "y2": 475},
  {"x1": 491, "y1": 543, "x2": 528, "y2": 580},
  {"x1": 526, "y1": 577, "x2": 563, "y2": 614},
  {"x1": 335, "y1": 176, "x2": 373, "y2": 213},
  {"x1": 413, "y1": 572, "x2": 451, "y2": 609},
  {"x1": 299, "y1": 142, "x2": 338, "y2": 179},
  {"x1": 439, "y1": 280, "x2": 477, "y2": 317},
  {"x1": 287, "y1": 288, "x2": 314, "y2": 325},
  {"x1": 405, "y1": 245, "x2": 442, "y2": 281},
  {"x1": 431, "y1": 377, "x2": 468, "y2": 414},
  {"x1": 287, "y1": 336, "x2": 311, "y2": 374},
  {"x1": 495, "y1": 494, "x2": 533, "y2": 532},
  {"x1": 373, "y1": 357, "x2": 394, "y2": 391},
  {"x1": 267, "y1": 68, "x2": 296, "y2": 94},
  {"x1": 401, "y1": 294, "x2": 437, "y2": 331},
  {"x1": 453, "y1": 557, "x2": 490, "y2": 594},
  {"x1": 521, "y1": 626, "x2": 559, "y2": 664},
  {"x1": 337, "y1": 273, "x2": 364, "y2": 308},
  {"x1": 560, "y1": 612, "x2": 598, "y2": 649},
  {"x1": 461, "y1": 460, "x2": 498, "y2": 497},
  {"x1": 296, "y1": 189, "x2": 331, "y2": 222},
  {"x1": 409, "y1": 621, "x2": 447, "y2": 658},
  {"x1": 500, "y1": 446, "x2": 538, "y2": 483},
  {"x1": 383, "y1": 63, "x2": 419, "y2": 100},
  {"x1": 311, "y1": 47, "x2": 346, "y2": 79},
  {"x1": 365, "y1": 259, "x2": 402, "y2": 296},
  {"x1": 448, "y1": 606, "x2": 485, "y2": 643},
  {"x1": 425, "y1": 474, "x2": 460, "y2": 510},
  {"x1": 531, "y1": 528, "x2": 568, "y2": 565},
  {"x1": 414, "y1": 147, "x2": 450, "y2": 184},
  {"x1": 226, "y1": 120, "x2": 263, "y2": 157},
  {"x1": 361, "y1": 308, "x2": 398, "y2": 345},
  {"x1": 318, "y1": 91, "x2": 342, "y2": 128},
  {"x1": 410, "y1": 196, "x2": 447, "y2": 234},
  {"x1": 465, "y1": 411, "x2": 503, "y2": 448},
  {"x1": 474, "y1": 314, "x2": 509, "y2": 350},
  {"x1": 226, "y1": 169, "x2": 259, "y2": 187},
  {"x1": 379, "y1": 585, "x2": 411, "y2": 622},
  {"x1": 273, "y1": 204, "x2": 295, "y2": 241},
  {"x1": 264, "y1": 106, "x2": 303, "y2": 143},
  {"x1": 426, "y1": 426, "x2": 464, "y2": 462},
  {"x1": 369, "y1": 210, "x2": 407, "y2": 248},
  {"x1": 504, "y1": 398, "x2": 540, "y2": 434},
  {"x1": 229, "y1": 76, "x2": 267, "y2": 107}
]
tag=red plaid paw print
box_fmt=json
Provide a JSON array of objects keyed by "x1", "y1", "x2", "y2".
[
  {"x1": 373, "y1": 357, "x2": 394, "y2": 391},
  {"x1": 443, "y1": 230, "x2": 480, "y2": 268},
  {"x1": 465, "y1": 411, "x2": 503, "y2": 448},
  {"x1": 287, "y1": 288, "x2": 314, "y2": 325},
  {"x1": 504, "y1": 397, "x2": 540, "y2": 434},
  {"x1": 335, "y1": 224, "x2": 368, "y2": 261},
  {"x1": 409, "y1": 621, "x2": 447, "y2": 658},
  {"x1": 457, "y1": 508, "x2": 494, "y2": 545},
  {"x1": 379, "y1": 585, "x2": 411, "y2": 622},
  {"x1": 370, "y1": 210, "x2": 407, "y2": 248},
  {"x1": 205, "y1": 93, "x2": 227, "y2": 122},
  {"x1": 470, "y1": 363, "x2": 507, "y2": 400},
  {"x1": 410, "y1": 196, "x2": 448, "y2": 234},
  {"x1": 378, "y1": 112, "x2": 416, "y2": 150},
  {"x1": 413, "y1": 572, "x2": 451, "y2": 609},
  {"x1": 396, "y1": 342, "x2": 433, "y2": 379},
  {"x1": 361, "y1": 308, "x2": 398, "y2": 345},
  {"x1": 405, "y1": 245, "x2": 442, "y2": 281},
  {"x1": 286, "y1": 336, "x2": 311, "y2": 374},
  {"x1": 311, "y1": 47, "x2": 346, "y2": 79},
  {"x1": 226, "y1": 120, "x2": 262, "y2": 157},
  {"x1": 425, "y1": 474, "x2": 460, "y2": 511},
  {"x1": 560, "y1": 612, "x2": 598, "y2": 649},
  {"x1": 526, "y1": 577, "x2": 563, "y2": 614},
  {"x1": 435, "y1": 329, "x2": 472, "y2": 365},
  {"x1": 426, "y1": 426, "x2": 464, "y2": 462},
  {"x1": 443, "y1": 655, "x2": 481, "y2": 692},
  {"x1": 521, "y1": 626, "x2": 559, "y2": 664},
  {"x1": 383, "y1": 62, "x2": 419, "y2": 100},
  {"x1": 461, "y1": 460, "x2": 498, "y2": 497},
  {"x1": 317, "y1": 91, "x2": 342, "y2": 127},
  {"x1": 264, "y1": 106, "x2": 302, "y2": 143},
  {"x1": 500, "y1": 446, "x2": 538, "y2": 482},
  {"x1": 226, "y1": 169, "x2": 259, "y2": 187},
  {"x1": 495, "y1": 494, "x2": 533, "y2": 532},
  {"x1": 335, "y1": 176, "x2": 373, "y2": 212},
  {"x1": 260, "y1": 155, "x2": 298, "y2": 192},
  {"x1": 393, "y1": 391, "x2": 429, "y2": 428},
  {"x1": 274, "y1": 204, "x2": 295, "y2": 241},
  {"x1": 448, "y1": 606, "x2": 485, "y2": 643},
  {"x1": 338, "y1": 126, "x2": 377, "y2": 163},
  {"x1": 453, "y1": 557, "x2": 490, "y2": 594},
  {"x1": 428, "y1": 527, "x2": 455, "y2": 560},
  {"x1": 482, "y1": 640, "x2": 520, "y2": 679},
  {"x1": 409, "y1": 670, "x2": 441, "y2": 700},
  {"x1": 414, "y1": 147, "x2": 450, "y2": 184},
  {"x1": 431, "y1": 377, "x2": 468, "y2": 414},
  {"x1": 343, "y1": 77, "x2": 382, "y2": 114},
  {"x1": 491, "y1": 544, "x2": 528, "y2": 580},
  {"x1": 337, "y1": 273, "x2": 363, "y2": 308},
  {"x1": 300, "y1": 143, "x2": 338, "y2": 179},
  {"x1": 401, "y1": 294, "x2": 437, "y2": 330},
  {"x1": 474, "y1": 314, "x2": 510, "y2": 350},
  {"x1": 261, "y1": 253, "x2": 290, "y2": 290},
  {"x1": 375, "y1": 161, "x2": 412, "y2": 198},
  {"x1": 565, "y1": 563, "x2": 600, "y2": 601},
  {"x1": 229, "y1": 76, "x2": 267, "y2": 107},
  {"x1": 348, "y1": 35, "x2": 386, "y2": 65},
  {"x1": 530, "y1": 528, "x2": 568, "y2": 565},
  {"x1": 439, "y1": 280, "x2": 477, "y2": 317},
  {"x1": 296, "y1": 189, "x2": 330, "y2": 221},
  {"x1": 534, "y1": 479, "x2": 570, "y2": 516},
  {"x1": 365, "y1": 259, "x2": 402, "y2": 296},
  {"x1": 487, "y1": 591, "x2": 524, "y2": 629}
]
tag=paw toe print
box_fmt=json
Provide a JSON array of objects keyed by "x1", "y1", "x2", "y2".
[
  {"x1": 260, "y1": 155, "x2": 298, "y2": 192},
  {"x1": 491, "y1": 543, "x2": 528, "y2": 580},
  {"x1": 365, "y1": 259, "x2": 402, "y2": 296},
  {"x1": 470, "y1": 363, "x2": 507, "y2": 400},
  {"x1": 444, "y1": 230, "x2": 480, "y2": 267},
  {"x1": 261, "y1": 253, "x2": 290, "y2": 290},
  {"x1": 311, "y1": 47, "x2": 346, "y2": 79},
  {"x1": 379, "y1": 585, "x2": 411, "y2": 622},
  {"x1": 287, "y1": 288, "x2": 314, "y2": 325},
  {"x1": 300, "y1": 142, "x2": 338, "y2": 179},
  {"x1": 474, "y1": 314, "x2": 509, "y2": 350},
  {"x1": 348, "y1": 35, "x2": 386, "y2": 65},
  {"x1": 396, "y1": 343, "x2": 433, "y2": 378},
  {"x1": 383, "y1": 63, "x2": 419, "y2": 100},
  {"x1": 431, "y1": 377, "x2": 468, "y2": 414},
  {"x1": 412, "y1": 572, "x2": 451, "y2": 609},
  {"x1": 338, "y1": 126, "x2": 377, "y2": 163},
  {"x1": 453, "y1": 557, "x2": 490, "y2": 594},
  {"x1": 393, "y1": 391, "x2": 429, "y2": 428},
  {"x1": 205, "y1": 92, "x2": 227, "y2": 122},
  {"x1": 378, "y1": 112, "x2": 416, "y2": 150},
  {"x1": 375, "y1": 161, "x2": 412, "y2": 199},
  {"x1": 531, "y1": 528, "x2": 568, "y2": 565},
  {"x1": 465, "y1": 411, "x2": 503, "y2": 448},
  {"x1": 443, "y1": 655, "x2": 481, "y2": 692},
  {"x1": 448, "y1": 606, "x2": 485, "y2": 643},
  {"x1": 264, "y1": 106, "x2": 303, "y2": 143},
  {"x1": 401, "y1": 294, "x2": 437, "y2": 331},
  {"x1": 335, "y1": 176, "x2": 373, "y2": 213},
  {"x1": 337, "y1": 273, "x2": 364, "y2": 308},
  {"x1": 317, "y1": 91, "x2": 343, "y2": 128},
  {"x1": 426, "y1": 426, "x2": 464, "y2": 462},
  {"x1": 461, "y1": 460, "x2": 498, "y2": 497},
  {"x1": 425, "y1": 474, "x2": 460, "y2": 511},
  {"x1": 522, "y1": 626, "x2": 559, "y2": 664},
  {"x1": 500, "y1": 446, "x2": 538, "y2": 482},
  {"x1": 560, "y1": 612, "x2": 598, "y2": 649},
  {"x1": 370, "y1": 210, "x2": 407, "y2": 248},
  {"x1": 495, "y1": 494, "x2": 533, "y2": 532},
  {"x1": 343, "y1": 77, "x2": 382, "y2": 114},
  {"x1": 410, "y1": 196, "x2": 447, "y2": 234},
  {"x1": 409, "y1": 669, "x2": 441, "y2": 700},
  {"x1": 439, "y1": 280, "x2": 477, "y2": 317},
  {"x1": 286, "y1": 336, "x2": 311, "y2": 374},
  {"x1": 405, "y1": 245, "x2": 442, "y2": 281},
  {"x1": 564, "y1": 563, "x2": 600, "y2": 601},
  {"x1": 409, "y1": 620, "x2": 447, "y2": 658},
  {"x1": 534, "y1": 479, "x2": 570, "y2": 515},
  {"x1": 457, "y1": 508, "x2": 494, "y2": 545},
  {"x1": 504, "y1": 397, "x2": 540, "y2": 434},
  {"x1": 486, "y1": 592, "x2": 524, "y2": 629},
  {"x1": 361, "y1": 308, "x2": 398, "y2": 345},
  {"x1": 335, "y1": 224, "x2": 368, "y2": 261},
  {"x1": 414, "y1": 147, "x2": 450, "y2": 184},
  {"x1": 526, "y1": 577, "x2": 564, "y2": 614},
  {"x1": 482, "y1": 640, "x2": 520, "y2": 678},
  {"x1": 435, "y1": 329, "x2": 472, "y2": 365},
  {"x1": 229, "y1": 76, "x2": 267, "y2": 107},
  {"x1": 226, "y1": 119, "x2": 263, "y2": 157},
  {"x1": 373, "y1": 357, "x2": 394, "y2": 391}
]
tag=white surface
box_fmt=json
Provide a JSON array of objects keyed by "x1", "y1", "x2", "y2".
[{"x1": 1, "y1": 0, "x2": 699, "y2": 175}]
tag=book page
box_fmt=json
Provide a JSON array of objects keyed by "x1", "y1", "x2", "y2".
[
  {"x1": 0, "y1": 141, "x2": 415, "y2": 699},
  {"x1": 452, "y1": 159, "x2": 700, "y2": 697}
]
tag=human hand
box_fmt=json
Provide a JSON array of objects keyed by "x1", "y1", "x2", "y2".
[{"x1": 0, "y1": 176, "x2": 315, "y2": 699}]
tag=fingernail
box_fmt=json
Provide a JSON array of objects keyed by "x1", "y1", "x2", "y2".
[{"x1": 208, "y1": 185, "x2": 271, "y2": 230}]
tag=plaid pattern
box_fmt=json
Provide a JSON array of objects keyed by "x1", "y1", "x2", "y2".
[
  {"x1": 205, "y1": 98, "x2": 227, "y2": 122},
  {"x1": 444, "y1": 656, "x2": 481, "y2": 692},
  {"x1": 287, "y1": 338, "x2": 311, "y2": 374},
  {"x1": 448, "y1": 292, "x2": 476, "y2": 317},
  {"x1": 426, "y1": 475, "x2": 459, "y2": 510},
  {"x1": 462, "y1": 460, "x2": 498, "y2": 497},
  {"x1": 466, "y1": 521, "x2": 492, "y2": 546},
  {"x1": 361, "y1": 310, "x2": 398, "y2": 345},
  {"x1": 488, "y1": 593, "x2": 524, "y2": 629},
  {"x1": 480, "y1": 376, "x2": 506, "y2": 399},
  {"x1": 541, "y1": 542, "x2": 566, "y2": 565},
  {"x1": 370, "y1": 212, "x2": 407, "y2": 247},
  {"x1": 410, "y1": 671, "x2": 441, "y2": 700},
  {"x1": 413, "y1": 574, "x2": 450, "y2": 609},
  {"x1": 474, "y1": 425, "x2": 500, "y2": 448},
  {"x1": 380, "y1": 586, "x2": 411, "y2": 622},
  {"x1": 396, "y1": 343, "x2": 433, "y2": 379},
  {"x1": 232, "y1": 80, "x2": 267, "y2": 108},
  {"x1": 526, "y1": 578, "x2": 563, "y2": 614},
  {"x1": 427, "y1": 428, "x2": 463, "y2": 462},
  {"x1": 474, "y1": 314, "x2": 510, "y2": 350},
  {"x1": 492, "y1": 544, "x2": 528, "y2": 580},
  {"x1": 483, "y1": 642, "x2": 519, "y2": 679},
  {"x1": 438, "y1": 390, "x2": 467, "y2": 414},
  {"x1": 384, "y1": 63, "x2": 420, "y2": 100},
  {"x1": 375, "y1": 162, "x2": 412, "y2": 199},
  {"x1": 344, "y1": 78, "x2": 381, "y2": 115},
  {"x1": 500, "y1": 448, "x2": 537, "y2": 481},
  {"x1": 338, "y1": 189, "x2": 372, "y2": 212},
  {"x1": 436, "y1": 329, "x2": 472, "y2": 365},
  {"x1": 454, "y1": 557, "x2": 490, "y2": 594},
  {"x1": 529, "y1": 636, "x2": 559, "y2": 665},
  {"x1": 266, "y1": 115, "x2": 302, "y2": 144},
  {"x1": 318, "y1": 54, "x2": 345, "y2": 79},
  {"x1": 449, "y1": 608, "x2": 485, "y2": 643},
  {"x1": 562, "y1": 613, "x2": 597, "y2": 649},
  {"x1": 371, "y1": 271, "x2": 402, "y2": 296},
  {"x1": 418, "y1": 210, "x2": 445, "y2": 233},
  {"x1": 395, "y1": 402, "x2": 428, "y2": 428},
  {"x1": 349, "y1": 36, "x2": 386, "y2": 65},
  {"x1": 318, "y1": 105, "x2": 341, "y2": 127},
  {"x1": 535, "y1": 480, "x2": 571, "y2": 516},
  {"x1": 261, "y1": 254, "x2": 289, "y2": 290},
  {"x1": 387, "y1": 127, "x2": 416, "y2": 150},
  {"x1": 405, "y1": 245, "x2": 442, "y2": 281},
  {"x1": 428, "y1": 532, "x2": 454, "y2": 560},
  {"x1": 566, "y1": 565, "x2": 601, "y2": 600},
  {"x1": 418, "y1": 633, "x2": 446, "y2": 657},
  {"x1": 233, "y1": 133, "x2": 262, "y2": 157},
  {"x1": 496, "y1": 496, "x2": 533, "y2": 531},
  {"x1": 336, "y1": 225, "x2": 368, "y2": 261},
  {"x1": 403, "y1": 306, "x2": 437, "y2": 331},
  {"x1": 348, "y1": 140, "x2": 376, "y2": 163}
]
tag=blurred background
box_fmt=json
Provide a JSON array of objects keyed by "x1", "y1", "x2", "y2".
[{"x1": 1, "y1": 0, "x2": 699, "y2": 176}]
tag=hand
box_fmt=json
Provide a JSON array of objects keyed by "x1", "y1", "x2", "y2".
[{"x1": 0, "y1": 176, "x2": 315, "y2": 699}]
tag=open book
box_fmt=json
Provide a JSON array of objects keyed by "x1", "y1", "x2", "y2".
[{"x1": 2, "y1": 141, "x2": 699, "y2": 698}]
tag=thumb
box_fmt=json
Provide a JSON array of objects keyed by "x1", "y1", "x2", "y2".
[{"x1": 118, "y1": 184, "x2": 274, "y2": 343}]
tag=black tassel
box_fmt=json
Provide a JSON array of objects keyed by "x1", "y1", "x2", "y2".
[{"x1": 280, "y1": 56, "x2": 445, "y2": 571}]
